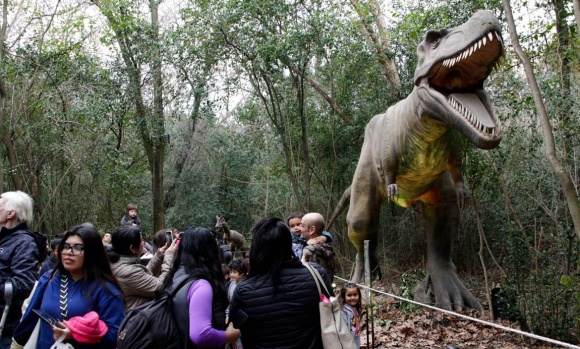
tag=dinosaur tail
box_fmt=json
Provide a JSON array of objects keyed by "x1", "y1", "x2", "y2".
[{"x1": 327, "y1": 186, "x2": 351, "y2": 229}]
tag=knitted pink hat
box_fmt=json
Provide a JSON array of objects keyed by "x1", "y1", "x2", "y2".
[{"x1": 63, "y1": 311, "x2": 108, "y2": 344}]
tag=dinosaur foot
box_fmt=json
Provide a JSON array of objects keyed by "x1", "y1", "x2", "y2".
[{"x1": 413, "y1": 269, "x2": 482, "y2": 312}]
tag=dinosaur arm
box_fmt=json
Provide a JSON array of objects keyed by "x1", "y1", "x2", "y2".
[
  {"x1": 384, "y1": 145, "x2": 399, "y2": 200},
  {"x1": 448, "y1": 147, "x2": 468, "y2": 210},
  {"x1": 454, "y1": 176, "x2": 468, "y2": 210}
]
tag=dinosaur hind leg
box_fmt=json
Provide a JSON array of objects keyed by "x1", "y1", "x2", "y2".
[
  {"x1": 347, "y1": 195, "x2": 382, "y2": 284},
  {"x1": 419, "y1": 171, "x2": 482, "y2": 311}
]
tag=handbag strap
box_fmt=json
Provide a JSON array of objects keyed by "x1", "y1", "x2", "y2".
[
  {"x1": 303, "y1": 262, "x2": 331, "y2": 298},
  {"x1": 59, "y1": 275, "x2": 69, "y2": 320}
]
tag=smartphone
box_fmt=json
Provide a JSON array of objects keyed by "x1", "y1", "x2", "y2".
[
  {"x1": 33, "y1": 309, "x2": 65, "y2": 329},
  {"x1": 165, "y1": 231, "x2": 173, "y2": 245}
]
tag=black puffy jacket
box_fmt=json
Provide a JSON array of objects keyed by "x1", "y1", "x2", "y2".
[
  {"x1": 0, "y1": 223, "x2": 39, "y2": 337},
  {"x1": 229, "y1": 257, "x2": 332, "y2": 349}
]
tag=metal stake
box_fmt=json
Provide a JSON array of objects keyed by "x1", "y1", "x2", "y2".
[{"x1": 364, "y1": 240, "x2": 374, "y2": 348}]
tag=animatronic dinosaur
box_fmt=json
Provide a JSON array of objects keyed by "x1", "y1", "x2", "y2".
[
  {"x1": 215, "y1": 215, "x2": 245, "y2": 253},
  {"x1": 329, "y1": 10, "x2": 504, "y2": 311}
]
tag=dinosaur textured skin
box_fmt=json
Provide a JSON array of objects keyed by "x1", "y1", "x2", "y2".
[{"x1": 331, "y1": 10, "x2": 503, "y2": 311}]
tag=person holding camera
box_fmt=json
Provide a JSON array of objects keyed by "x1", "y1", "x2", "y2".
[{"x1": 108, "y1": 226, "x2": 177, "y2": 310}]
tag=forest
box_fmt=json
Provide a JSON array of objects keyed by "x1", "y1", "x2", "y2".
[{"x1": 0, "y1": 0, "x2": 578, "y2": 344}]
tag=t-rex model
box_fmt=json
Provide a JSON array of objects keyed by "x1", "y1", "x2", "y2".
[
  {"x1": 215, "y1": 215, "x2": 245, "y2": 253},
  {"x1": 328, "y1": 10, "x2": 504, "y2": 311}
]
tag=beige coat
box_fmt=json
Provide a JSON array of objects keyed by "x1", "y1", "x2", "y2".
[{"x1": 111, "y1": 250, "x2": 175, "y2": 310}]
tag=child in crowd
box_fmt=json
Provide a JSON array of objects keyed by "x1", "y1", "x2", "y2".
[
  {"x1": 38, "y1": 237, "x2": 62, "y2": 278},
  {"x1": 286, "y1": 212, "x2": 333, "y2": 259},
  {"x1": 226, "y1": 258, "x2": 248, "y2": 314},
  {"x1": 227, "y1": 258, "x2": 247, "y2": 349},
  {"x1": 120, "y1": 203, "x2": 141, "y2": 227},
  {"x1": 339, "y1": 282, "x2": 363, "y2": 349}
]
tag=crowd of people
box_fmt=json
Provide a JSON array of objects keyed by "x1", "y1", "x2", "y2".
[{"x1": 0, "y1": 192, "x2": 363, "y2": 349}]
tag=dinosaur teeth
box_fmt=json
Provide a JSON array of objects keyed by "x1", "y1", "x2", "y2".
[
  {"x1": 478, "y1": 39, "x2": 482, "y2": 49},
  {"x1": 488, "y1": 32, "x2": 494, "y2": 41},
  {"x1": 468, "y1": 46, "x2": 474, "y2": 56},
  {"x1": 495, "y1": 31, "x2": 503, "y2": 45},
  {"x1": 482, "y1": 36, "x2": 487, "y2": 46}
]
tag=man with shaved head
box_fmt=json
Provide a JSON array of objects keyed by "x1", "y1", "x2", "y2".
[{"x1": 300, "y1": 212, "x2": 336, "y2": 283}]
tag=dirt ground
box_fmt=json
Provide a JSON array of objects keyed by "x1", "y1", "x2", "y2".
[{"x1": 353, "y1": 280, "x2": 576, "y2": 349}]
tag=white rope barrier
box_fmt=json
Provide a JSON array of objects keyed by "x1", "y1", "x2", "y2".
[{"x1": 334, "y1": 276, "x2": 580, "y2": 349}]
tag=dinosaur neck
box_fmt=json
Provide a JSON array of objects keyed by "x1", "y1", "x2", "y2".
[{"x1": 393, "y1": 89, "x2": 449, "y2": 149}]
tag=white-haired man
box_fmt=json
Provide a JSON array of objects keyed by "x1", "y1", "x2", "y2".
[{"x1": 0, "y1": 191, "x2": 38, "y2": 348}]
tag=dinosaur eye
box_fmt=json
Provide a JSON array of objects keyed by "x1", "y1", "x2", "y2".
[
  {"x1": 432, "y1": 38, "x2": 441, "y2": 49},
  {"x1": 424, "y1": 30, "x2": 443, "y2": 49}
]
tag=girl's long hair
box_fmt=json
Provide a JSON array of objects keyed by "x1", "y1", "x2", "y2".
[
  {"x1": 166, "y1": 226, "x2": 227, "y2": 304},
  {"x1": 55, "y1": 223, "x2": 124, "y2": 301},
  {"x1": 247, "y1": 217, "x2": 294, "y2": 293}
]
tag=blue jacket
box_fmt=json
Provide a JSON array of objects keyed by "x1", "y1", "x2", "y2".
[
  {"x1": 13, "y1": 270, "x2": 125, "y2": 349},
  {"x1": 38, "y1": 255, "x2": 57, "y2": 279},
  {"x1": 0, "y1": 222, "x2": 39, "y2": 337}
]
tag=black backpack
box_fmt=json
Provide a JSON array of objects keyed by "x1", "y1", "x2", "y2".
[
  {"x1": 25, "y1": 230, "x2": 48, "y2": 263},
  {"x1": 117, "y1": 277, "x2": 193, "y2": 349}
]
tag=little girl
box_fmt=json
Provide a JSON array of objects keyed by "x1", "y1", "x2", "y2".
[{"x1": 339, "y1": 282, "x2": 363, "y2": 348}]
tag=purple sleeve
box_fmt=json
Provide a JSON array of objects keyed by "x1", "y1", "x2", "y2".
[{"x1": 187, "y1": 279, "x2": 226, "y2": 346}]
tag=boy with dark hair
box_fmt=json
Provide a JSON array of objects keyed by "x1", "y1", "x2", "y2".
[
  {"x1": 121, "y1": 203, "x2": 142, "y2": 227},
  {"x1": 226, "y1": 258, "x2": 248, "y2": 322}
]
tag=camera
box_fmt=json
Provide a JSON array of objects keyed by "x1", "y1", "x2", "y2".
[{"x1": 165, "y1": 231, "x2": 173, "y2": 244}]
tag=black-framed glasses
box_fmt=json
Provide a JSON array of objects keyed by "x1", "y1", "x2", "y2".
[{"x1": 62, "y1": 243, "x2": 84, "y2": 255}]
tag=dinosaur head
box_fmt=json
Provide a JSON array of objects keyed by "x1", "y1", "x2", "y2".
[{"x1": 414, "y1": 10, "x2": 504, "y2": 149}]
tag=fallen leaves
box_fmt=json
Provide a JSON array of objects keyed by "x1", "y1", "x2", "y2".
[{"x1": 360, "y1": 307, "x2": 562, "y2": 348}]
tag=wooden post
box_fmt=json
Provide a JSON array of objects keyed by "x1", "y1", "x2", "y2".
[{"x1": 364, "y1": 240, "x2": 374, "y2": 348}]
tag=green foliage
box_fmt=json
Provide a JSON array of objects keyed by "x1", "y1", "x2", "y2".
[{"x1": 399, "y1": 270, "x2": 426, "y2": 315}]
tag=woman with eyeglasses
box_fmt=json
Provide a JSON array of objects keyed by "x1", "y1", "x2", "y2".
[
  {"x1": 108, "y1": 226, "x2": 177, "y2": 310},
  {"x1": 11, "y1": 223, "x2": 125, "y2": 349}
]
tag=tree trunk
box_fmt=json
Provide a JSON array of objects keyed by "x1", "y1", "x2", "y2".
[
  {"x1": 150, "y1": 0, "x2": 165, "y2": 232},
  {"x1": 92, "y1": 0, "x2": 166, "y2": 231},
  {"x1": 0, "y1": 0, "x2": 22, "y2": 190},
  {"x1": 573, "y1": 0, "x2": 580, "y2": 36},
  {"x1": 295, "y1": 74, "x2": 311, "y2": 211},
  {"x1": 349, "y1": 0, "x2": 400, "y2": 86},
  {"x1": 502, "y1": 0, "x2": 580, "y2": 241}
]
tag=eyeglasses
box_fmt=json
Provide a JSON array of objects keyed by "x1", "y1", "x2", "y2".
[{"x1": 62, "y1": 243, "x2": 84, "y2": 255}]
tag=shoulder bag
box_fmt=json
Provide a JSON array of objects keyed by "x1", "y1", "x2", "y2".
[{"x1": 303, "y1": 263, "x2": 357, "y2": 349}]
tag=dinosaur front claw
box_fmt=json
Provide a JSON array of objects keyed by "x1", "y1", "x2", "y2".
[{"x1": 387, "y1": 184, "x2": 399, "y2": 200}]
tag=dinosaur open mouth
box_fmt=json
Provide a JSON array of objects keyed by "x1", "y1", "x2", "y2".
[{"x1": 427, "y1": 30, "x2": 503, "y2": 139}]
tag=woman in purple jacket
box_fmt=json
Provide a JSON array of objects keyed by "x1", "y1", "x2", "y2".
[{"x1": 164, "y1": 226, "x2": 240, "y2": 348}]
